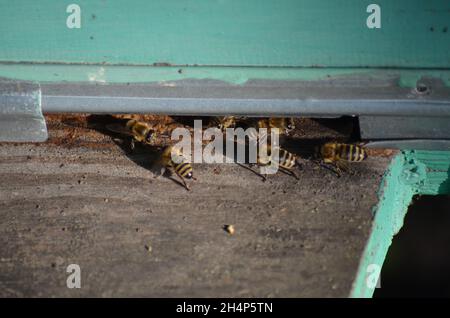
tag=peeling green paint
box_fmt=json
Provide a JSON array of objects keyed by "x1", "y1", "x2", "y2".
[
  {"x1": 398, "y1": 73, "x2": 450, "y2": 88},
  {"x1": 1, "y1": 64, "x2": 450, "y2": 87},
  {"x1": 400, "y1": 155, "x2": 427, "y2": 187},
  {"x1": 351, "y1": 150, "x2": 450, "y2": 298}
]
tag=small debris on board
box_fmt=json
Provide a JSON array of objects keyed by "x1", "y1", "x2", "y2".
[{"x1": 223, "y1": 224, "x2": 235, "y2": 235}]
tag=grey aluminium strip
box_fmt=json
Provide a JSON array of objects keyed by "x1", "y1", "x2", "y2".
[
  {"x1": 42, "y1": 95, "x2": 450, "y2": 117},
  {"x1": 39, "y1": 79, "x2": 450, "y2": 117},
  {"x1": 0, "y1": 82, "x2": 48, "y2": 142},
  {"x1": 366, "y1": 140, "x2": 450, "y2": 151}
]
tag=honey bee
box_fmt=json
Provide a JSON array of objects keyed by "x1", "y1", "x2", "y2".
[
  {"x1": 241, "y1": 143, "x2": 299, "y2": 180},
  {"x1": 210, "y1": 116, "x2": 238, "y2": 131},
  {"x1": 316, "y1": 142, "x2": 368, "y2": 176},
  {"x1": 107, "y1": 119, "x2": 194, "y2": 190},
  {"x1": 156, "y1": 145, "x2": 195, "y2": 191},
  {"x1": 259, "y1": 144, "x2": 299, "y2": 180},
  {"x1": 106, "y1": 118, "x2": 178, "y2": 150},
  {"x1": 106, "y1": 119, "x2": 158, "y2": 149},
  {"x1": 256, "y1": 118, "x2": 295, "y2": 134},
  {"x1": 246, "y1": 117, "x2": 295, "y2": 144}
]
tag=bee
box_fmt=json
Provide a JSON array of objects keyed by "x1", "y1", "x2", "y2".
[
  {"x1": 157, "y1": 145, "x2": 195, "y2": 191},
  {"x1": 106, "y1": 118, "x2": 179, "y2": 150},
  {"x1": 241, "y1": 143, "x2": 299, "y2": 180},
  {"x1": 256, "y1": 118, "x2": 295, "y2": 134},
  {"x1": 106, "y1": 119, "x2": 158, "y2": 150},
  {"x1": 210, "y1": 116, "x2": 238, "y2": 131},
  {"x1": 246, "y1": 117, "x2": 295, "y2": 144},
  {"x1": 259, "y1": 144, "x2": 299, "y2": 180},
  {"x1": 316, "y1": 142, "x2": 368, "y2": 176}
]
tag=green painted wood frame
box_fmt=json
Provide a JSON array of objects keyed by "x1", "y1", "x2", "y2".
[
  {"x1": 350, "y1": 150, "x2": 450, "y2": 298},
  {"x1": 1, "y1": 1, "x2": 450, "y2": 86},
  {"x1": 1, "y1": 0, "x2": 449, "y2": 68}
]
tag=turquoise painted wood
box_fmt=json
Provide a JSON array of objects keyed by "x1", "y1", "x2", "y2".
[
  {"x1": 351, "y1": 150, "x2": 450, "y2": 298},
  {"x1": 1, "y1": 0, "x2": 449, "y2": 67},
  {"x1": 1, "y1": 63, "x2": 449, "y2": 86}
]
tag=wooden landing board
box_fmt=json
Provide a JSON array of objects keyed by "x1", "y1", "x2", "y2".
[{"x1": 0, "y1": 117, "x2": 392, "y2": 297}]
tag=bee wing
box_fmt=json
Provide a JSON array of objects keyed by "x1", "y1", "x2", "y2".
[
  {"x1": 150, "y1": 156, "x2": 167, "y2": 176},
  {"x1": 105, "y1": 123, "x2": 134, "y2": 136},
  {"x1": 150, "y1": 134, "x2": 175, "y2": 148}
]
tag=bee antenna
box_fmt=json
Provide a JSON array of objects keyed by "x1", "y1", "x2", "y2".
[{"x1": 358, "y1": 141, "x2": 369, "y2": 147}]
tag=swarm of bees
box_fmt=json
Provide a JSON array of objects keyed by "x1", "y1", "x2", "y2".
[
  {"x1": 106, "y1": 117, "x2": 195, "y2": 190},
  {"x1": 104, "y1": 115, "x2": 369, "y2": 190}
]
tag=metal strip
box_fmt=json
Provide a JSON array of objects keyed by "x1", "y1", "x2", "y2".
[
  {"x1": 42, "y1": 95, "x2": 450, "y2": 117},
  {"x1": 360, "y1": 116, "x2": 450, "y2": 140},
  {"x1": 2, "y1": 78, "x2": 450, "y2": 145},
  {"x1": 366, "y1": 140, "x2": 450, "y2": 151},
  {"x1": 0, "y1": 81, "x2": 47, "y2": 142},
  {"x1": 40, "y1": 80, "x2": 450, "y2": 117}
]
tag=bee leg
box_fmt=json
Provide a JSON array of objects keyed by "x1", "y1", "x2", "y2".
[
  {"x1": 334, "y1": 166, "x2": 342, "y2": 178},
  {"x1": 317, "y1": 160, "x2": 341, "y2": 177},
  {"x1": 310, "y1": 159, "x2": 322, "y2": 170},
  {"x1": 337, "y1": 160, "x2": 348, "y2": 170},
  {"x1": 154, "y1": 166, "x2": 166, "y2": 179},
  {"x1": 287, "y1": 168, "x2": 300, "y2": 180},
  {"x1": 329, "y1": 163, "x2": 343, "y2": 178},
  {"x1": 261, "y1": 172, "x2": 268, "y2": 182},
  {"x1": 126, "y1": 137, "x2": 136, "y2": 154},
  {"x1": 278, "y1": 166, "x2": 300, "y2": 180},
  {"x1": 237, "y1": 163, "x2": 266, "y2": 181},
  {"x1": 173, "y1": 169, "x2": 190, "y2": 191},
  {"x1": 336, "y1": 160, "x2": 350, "y2": 175}
]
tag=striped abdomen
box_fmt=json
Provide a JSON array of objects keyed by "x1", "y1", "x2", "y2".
[
  {"x1": 279, "y1": 148, "x2": 297, "y2": 169},
  {"x1": 336, "y1": 144, "x2": 367, "y2": 162},
  {"x1": 259, "y1": 146, "x2": 296, "y2": 169},
  {"x1": 173, "y1": 161, "x2": 193, "y2": 179}
]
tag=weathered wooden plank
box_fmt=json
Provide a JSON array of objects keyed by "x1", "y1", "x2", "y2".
[{"x1": 0, "y1": 117, "x2": 392, "y2": 297}]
